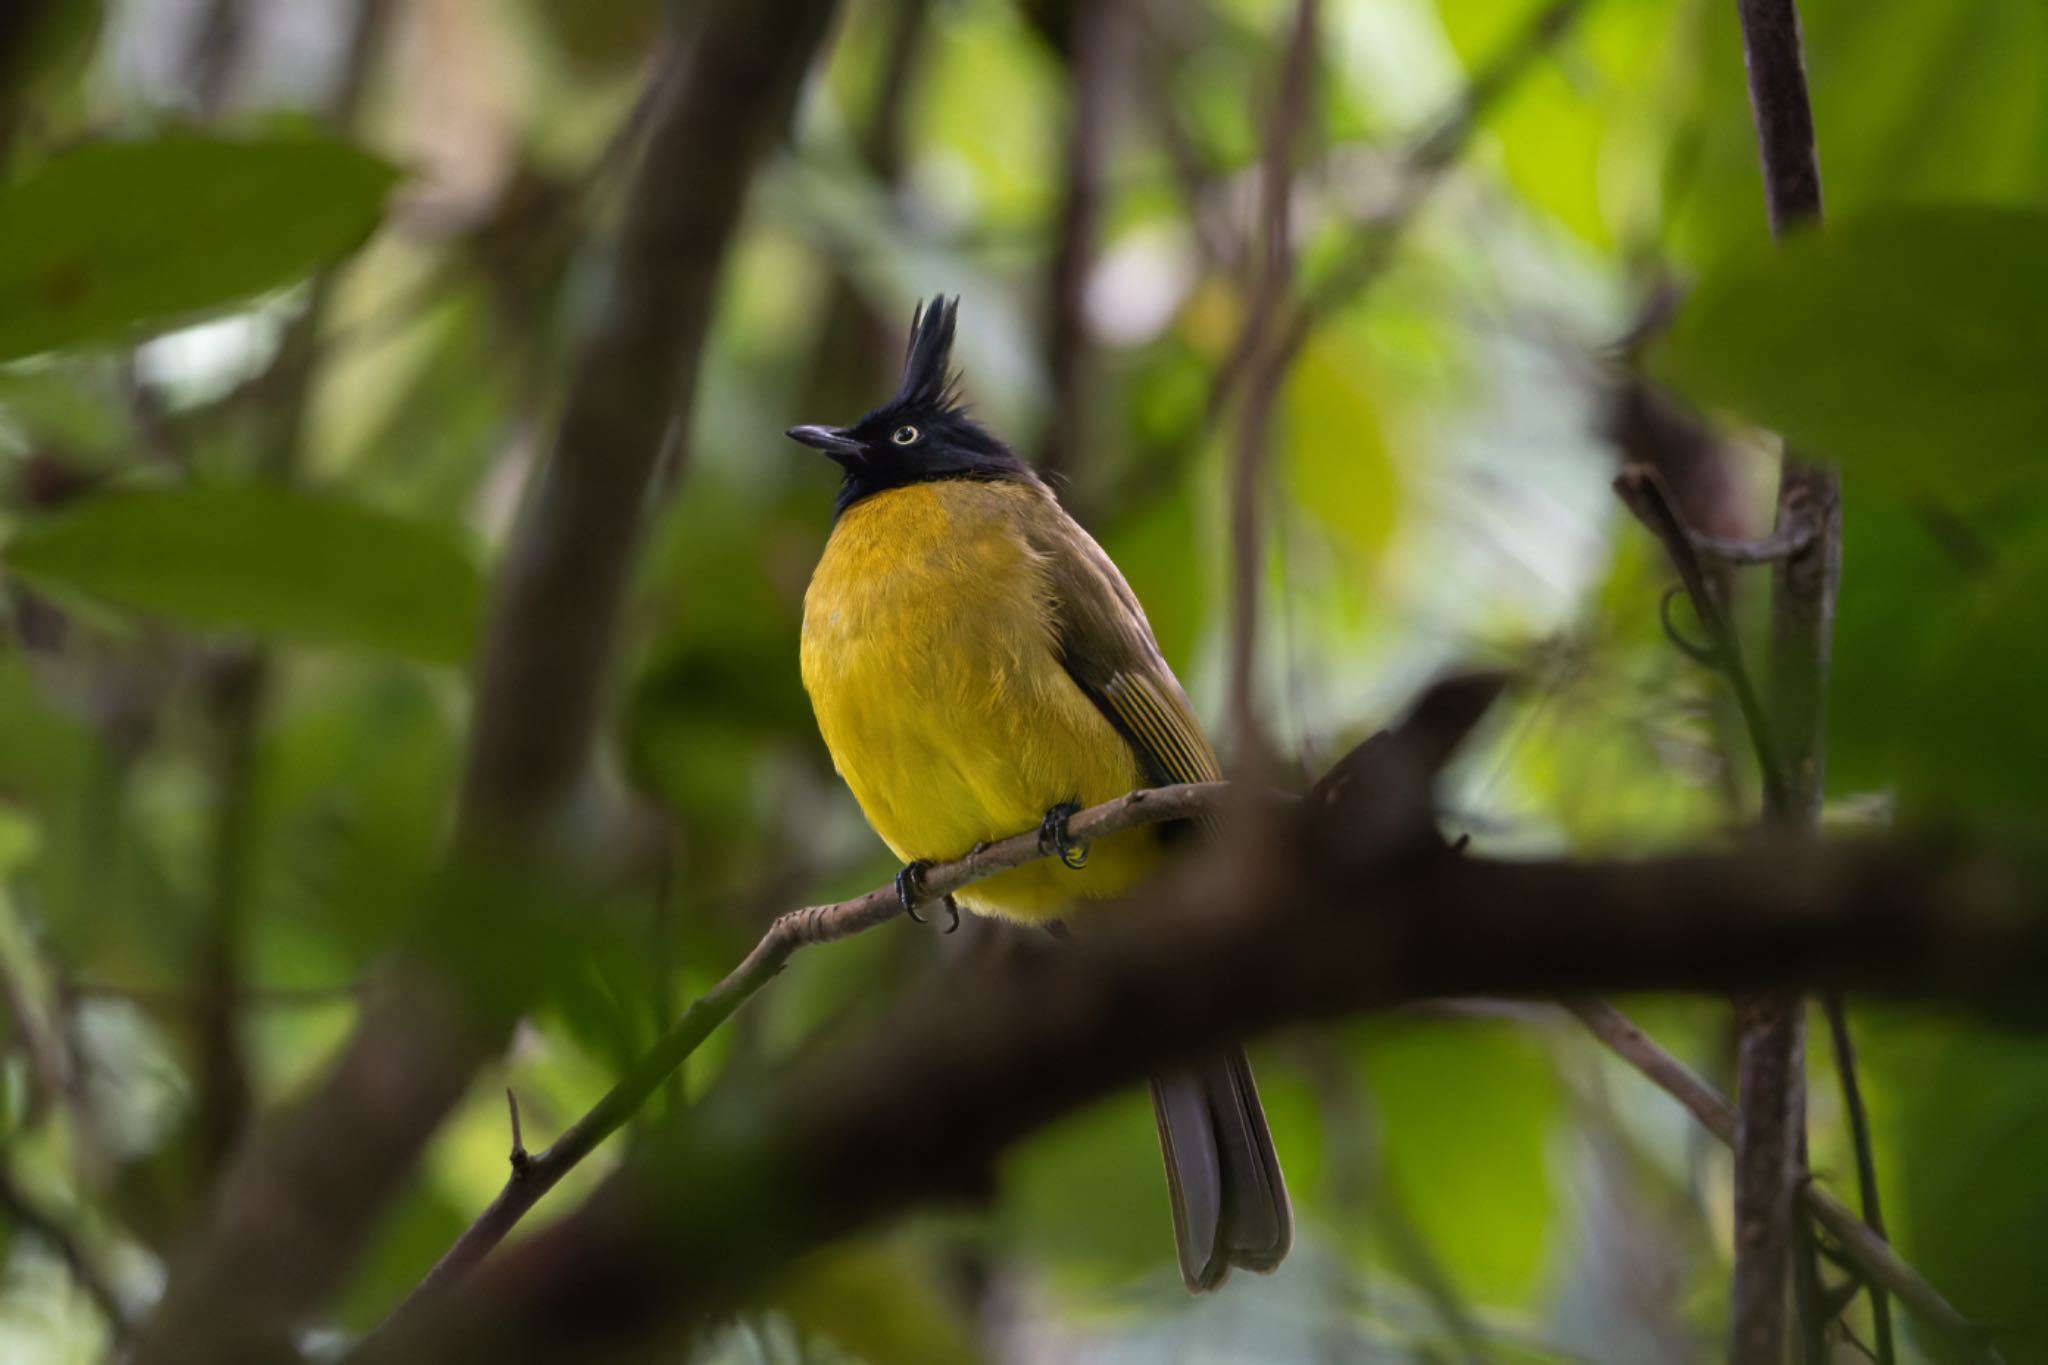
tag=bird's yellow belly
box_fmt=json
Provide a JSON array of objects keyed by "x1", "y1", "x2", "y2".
[{"x1": 801, "y1": 483, "x2": 1157, "y2": 922}]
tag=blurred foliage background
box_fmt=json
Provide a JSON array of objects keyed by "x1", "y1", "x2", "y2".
[{"x1": 0, "y1": 0, "x2": 2045, "y2": 1361}]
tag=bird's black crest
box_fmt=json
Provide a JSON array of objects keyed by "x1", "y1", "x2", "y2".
[{"x1": 895, "y1": 295, "x2": 963, "y2": 414}]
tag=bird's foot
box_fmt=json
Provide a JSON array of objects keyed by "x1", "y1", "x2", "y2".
[
  {"x1": 1038, "y1": 801, "x2": 1089, "y2": 870},
  {"x1": 895, "y1": 860, "x2": 933, "y2": 922}
]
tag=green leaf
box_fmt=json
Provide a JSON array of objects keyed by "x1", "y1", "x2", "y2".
[
  {"x1": 0, "y1": 131, "x2": 396, "y2": 362},
  {"x1": 1828, "y1": 488, "x2": 2048, "y2": 813},
  {"x1": 4, "y1": 485, "x2": 483, "y2": 664},
  {"x1": 1657, "y1": 205, "x2": 2048, "y2": 496},
  {"x1": 1357, "y1": 1022, "x2": 1559, "y2": 1304}
]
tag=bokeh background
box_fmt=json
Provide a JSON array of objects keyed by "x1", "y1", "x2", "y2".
[{"x1": 1, "y1": 0, "x2": 2046, "y2": 1360}]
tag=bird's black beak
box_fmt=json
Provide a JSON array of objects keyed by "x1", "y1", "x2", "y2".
[{"x1": 785, "y1": 424, "x2": 864, "y2": 463}]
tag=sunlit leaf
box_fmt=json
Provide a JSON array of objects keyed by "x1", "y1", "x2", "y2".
[
  {"x1": 4, "y1": 485, "x2": 483, "y2": 664},
  {"x1": 0, "y1": 131, "x2": 396, "y2": 362},
  {"x1": 1658, "y1": 205, "x2": 2048, "y2": 496}
]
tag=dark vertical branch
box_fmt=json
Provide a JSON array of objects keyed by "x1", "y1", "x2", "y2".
[
  {"x1": 1225, "y1": 0, "x2": 1318, "y2": 766},
  {"x1": 801, "y1": 0, "x2": 930, "y2": 423},
  {"x1": 190, "y1": 0, "x2": 395, "y2": 1183},
  {"x1": 1731, "y1": 4, "x2": 1836, "y2": 1363},
  {"x1": 1825, "y1": 992, "x2": 1894, "y2": 1363},
  {"x1": 1034, "y1": 0, "x2": 1122, "y2": 482},
  {"x1": 127, "y1": 6, "x2": 840, "y2": 1361}
]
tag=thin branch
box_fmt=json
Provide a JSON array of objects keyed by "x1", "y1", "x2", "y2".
[
  {"x1": 372, "y1": 781, "x2": 1233, "y2": 1333},
  {"x1": 1566, "y1": 1000, "x2": 1991, "y2": 1361},
  {"x1": 1225, "y1": 0, "x2": 1318, "y2": 765},
  {"x1": 1206, "y1": 0, "x2": 1595, "y2": 424},
  {"x1": 125, "y1": 6, "x2": 841, "y2": 1361},
  {"x1": 1730, "y1": 4, "x2": 1834, "y2": 1359},
  {"x1": 1612, "y1": 464, "x2": 1787, "y2": 808},
  {"x1": 1035, "y1": 0, "x2": 1122, "y2": 482},
  {"x1": 1823, "y1": 992, "x2": 1894, "y2": 1363},
  {"x1": 1692, "y1": 521, "x2": 1817, "y2": 565}
]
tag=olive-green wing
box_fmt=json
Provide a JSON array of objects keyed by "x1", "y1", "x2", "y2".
[{"x1": 1018, "y1": 489, "x2": 1221, "y2": 789}]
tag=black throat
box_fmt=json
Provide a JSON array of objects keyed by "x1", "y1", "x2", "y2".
[{"x1": 833, "y1": 455, "x2": 1035, "y2": 516}]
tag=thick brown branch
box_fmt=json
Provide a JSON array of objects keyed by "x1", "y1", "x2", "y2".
[{"x1": 357, "y1": 822, "x2": 2048, "y2": 1364}]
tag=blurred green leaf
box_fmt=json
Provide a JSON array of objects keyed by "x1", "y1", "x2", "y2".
[
  {"x1": 1285, "y1": 334, "x2": 1398, "y2": 566},
  {"x1": 1658, "y1": 205, "x2": 2048, "y2": 497},
  {"x1": 4, "y1": 485, "x2": 483, "y2": 664},
  {"x1": 1002, "y1": 1090, "x2": 1173, "y2": 1283},
  {"x1": 1880, "y1": 1021, "x2": 2048, "y2": 1363},
  {"x1": 0, "y1": 131, "x2": 396, "y2": 362},
  {"x1": 776, "y1": 1240, "x2": 985, "y2": 1365},
  {"x1": 1359, "y1": 1023, "x2": 1559, "y2": 1304},
  {"x1": 1829, "y1": 488, "x2": 2048, "y2": 813}
]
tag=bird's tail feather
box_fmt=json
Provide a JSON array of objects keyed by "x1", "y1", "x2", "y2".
[{"x1": 1150, "y1": 1047, "x2": 1292, "y2": 1292}]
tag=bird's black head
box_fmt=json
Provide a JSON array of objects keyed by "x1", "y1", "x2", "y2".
[{"x1": 787, "y1": 295, "x2": 1031, "y2": 513}]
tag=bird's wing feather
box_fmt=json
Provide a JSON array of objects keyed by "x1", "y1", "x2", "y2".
[{"x1": 1019, "y1": 490, "x2": 1221, "y2": 788}]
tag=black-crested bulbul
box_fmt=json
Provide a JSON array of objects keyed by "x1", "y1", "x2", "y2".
[{"x1": 789, "y1": 296, "x2": 1291, "y2": 1292}]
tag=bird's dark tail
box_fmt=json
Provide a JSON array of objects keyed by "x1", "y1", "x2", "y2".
[{"x1": 1150, "y1": 1047, "x2": 1292, "y2": 1292}]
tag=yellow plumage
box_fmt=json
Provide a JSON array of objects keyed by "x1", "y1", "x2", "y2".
[{"x1": 800, "y1": 480, "x2": 1158, "y2": 921}]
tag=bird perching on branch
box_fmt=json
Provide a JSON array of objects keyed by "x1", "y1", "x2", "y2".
[{"x1": 788, "y1": 296, "x2": 1292, "y2": 1292}]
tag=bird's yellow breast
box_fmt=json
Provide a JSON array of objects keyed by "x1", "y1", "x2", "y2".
[{"x1": 800, "y1": 481, "x2": 1156, "y2": 922}]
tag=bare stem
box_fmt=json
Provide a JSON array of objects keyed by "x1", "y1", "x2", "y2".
[
  {"x1": 1566, "y1": 1000, "x2": 1996, "y2": 1361},
  {"x1": 1731, "y1": 3, "x2": 1835, "y2": 1359}
]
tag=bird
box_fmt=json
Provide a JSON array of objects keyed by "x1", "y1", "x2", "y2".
[{"x1": 788, "y1": 295, "x2": 1291, "y2": 1292}]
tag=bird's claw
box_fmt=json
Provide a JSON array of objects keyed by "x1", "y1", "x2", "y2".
[
  {"x1": 895, "y1": 860, "x2": 933, "y2": 922},
  {"x1": 1038, "y1": 801, "x2": 1088, "y2": 870},
  {"x1": 941, "y1": 894, "x2": 961, "y2": 934}
]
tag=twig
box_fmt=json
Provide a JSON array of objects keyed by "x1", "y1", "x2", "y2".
[
  {"x1": 1565, "y1": 1000, "x2": 1996, "y2": 1361},
  {"x1": 371, "y1": 780, "x2": 1234, "y2": 1333},
  {"x1": 1205, "y1": 0, "x2": 1595, "y2": 423},
  {"x1": 125, "y1": 6, "x2": 842, "y2": 1362},
  {"x1": 1613, "y1": 464, "x2": 1787, "y2": 809},
  {"x1": 1225, "y1": 0, "x2": 1319, "y2": 765},
  {"x1": 1823, "y1": 992, "x2": 1894, "y2": 1362},
  {"x1": 506, "y1": 1090, "x2": 529, "y2": 1173},
  {"x1": 1035, "y1": 0, "x2": 1122, "y2": 482},
  {"x1": 1691, "y1": 521, "x2": 1817, "y2": 565}
]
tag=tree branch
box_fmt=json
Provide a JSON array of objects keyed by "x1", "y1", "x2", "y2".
[
  {"x1": 1732, "y1": 4, "x2": 1833, "y2": 1360},
  {"x1": 371, "y1": 781, "x2": 1229, "y2": 1333},
  {"x1": 1568, "y1": 999, "x2": 1988, "y2": 1360},
  {"x1": 357, "y1": 804, "x2": 2048, "y2": 1361},
  {"x1": 125, "y1": 6, "x2": 840, "y2": 1361}
]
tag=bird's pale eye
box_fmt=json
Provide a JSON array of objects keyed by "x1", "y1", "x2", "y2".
[{"x1": 890, "y1": 424, "x2": 921, "y2": 446}]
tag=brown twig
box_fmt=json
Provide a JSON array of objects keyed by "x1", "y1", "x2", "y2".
[
  {"x1": 1612, "y1": 464, "x2": 1787, "y2": 809},
  {"x1": 1730, "y1": 3, "x2": 1837, "y2": 1360},
  {"x1": 371, "y1": 780, "x2": 1233, "y2": 1333},
  {"x1": 1035, "y1": 0, "x2": 1122, "y2": 482},
  {"x1": 1205, "y1": 0, "x2": 1595, "y2": 425},
  {"x1": 125, "y1": 7, "x2": 841, "y2": 1362},
  {"x1": 1225, "y1": 0, "x2": 1318, "y2": 765},
  {"x1": 1823, "y1": 992, "x2": 1894, "y2": 1362},
  {"x1": 1567, "y1": 1000, "x2": 1989, "y2": 1361}
]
